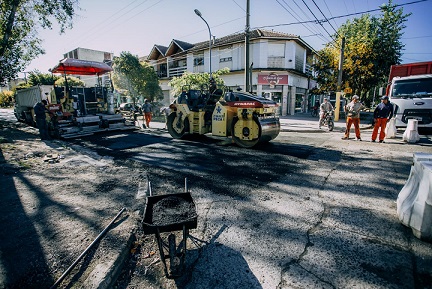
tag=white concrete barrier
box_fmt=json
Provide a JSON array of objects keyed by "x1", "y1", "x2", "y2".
[
  {"x1": 385, "y1": 118, "x2": 397, "y2": 138},
  {"x1": 402, "y1": 119, "x2": 420, "y2": 143},
  {"x1": 397, "y1": 153, "x2": 432, "y2": 241}
]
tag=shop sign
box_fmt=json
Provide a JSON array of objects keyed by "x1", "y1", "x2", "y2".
[{"x1": 258, "y1": 73, "x2": 288, "y2": 87}]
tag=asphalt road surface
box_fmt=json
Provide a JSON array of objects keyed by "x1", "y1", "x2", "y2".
[
  {"x1": 68, "y1": 119, "x2": 432, "y2": 288},
  {"x1": 1, "y1": 108, "x2": 432, "y2": 288}
]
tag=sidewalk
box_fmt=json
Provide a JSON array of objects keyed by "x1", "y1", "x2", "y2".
[
  {"x1": 146, "y1": 114, "x2": 362, "y2": 133},
  {"x1": 279, "y1": 113, "x2": 373, "y2": 133}
]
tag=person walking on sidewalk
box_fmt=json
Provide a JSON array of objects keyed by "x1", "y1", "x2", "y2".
[
  {"x1": 142, "y1": 99, "x2": 153, "y2": 128},
  {"x1": 371, "y1": 96, "x2": 394, "y2": 143},
  {"x1": 319, "y1": 97, "x2": 334, "y2": 128},
  {"x1": 342, "y1": 95, "x2": 364, "y2": 141}
]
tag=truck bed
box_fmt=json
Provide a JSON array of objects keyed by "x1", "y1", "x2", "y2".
[{"x1": 389, "y1": 61, "x2": 432, "y2": 81}]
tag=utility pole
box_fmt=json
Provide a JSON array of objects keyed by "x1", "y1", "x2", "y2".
[
  {"x1": 337, "y1": 37, "x2": 345, "y2": 90},
  {"x1": 334, "y1": 37, "x2": 345, "y2": 121},
  {"x1": 245, "y1": 0, "x2": 250, "y2": 92}
]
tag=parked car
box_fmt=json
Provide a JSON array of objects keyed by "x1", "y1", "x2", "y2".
[{"x1": 116, "y1": 102, "x2": 142, "y2": 114}]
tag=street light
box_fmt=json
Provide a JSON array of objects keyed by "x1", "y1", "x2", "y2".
[{"x1": 194, "y1": 9, "x2": 212, "y2": 80}]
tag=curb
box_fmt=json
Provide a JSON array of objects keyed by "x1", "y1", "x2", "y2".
[{"x1": 82, "y1": 214, "x2": 137, "y2": 289}]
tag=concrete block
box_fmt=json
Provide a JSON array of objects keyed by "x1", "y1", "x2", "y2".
[
  {"x1": 385, "y1": 118, "x2": 397, "y2": 138},
  {"x1": 402, "y1": 119, "x2": 420, "y2": 143},
  {"x1": 397, "y1": 153, "x2": 432, "y2": 241}
]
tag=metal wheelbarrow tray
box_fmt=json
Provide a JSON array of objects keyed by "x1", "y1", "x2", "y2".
[
  {"x1": 142, "y1": 192, "x2": 197, "y2": 234},
  {"x1": 141, "y1": 192, "x2": 198, "y2": 278}
]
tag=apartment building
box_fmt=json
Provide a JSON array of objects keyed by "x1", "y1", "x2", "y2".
[{"x1": 147, "y1": 29, "x2": 316, "y2": 115}]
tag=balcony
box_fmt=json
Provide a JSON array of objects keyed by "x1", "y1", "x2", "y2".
[
  {"x1": 169, "y1": 66, "x2": 187, "y2": 77},
  {"x1": 157, "y1": 70, "x2": 168, "y2": 78},
  {"x1": 305, "y1": 64, "x2": 313, "y2": 76}
]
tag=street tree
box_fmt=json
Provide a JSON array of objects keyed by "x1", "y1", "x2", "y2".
[
  {"x1": 372, "y1": 1, "x2": 410, "y2": 84},
  {"x1": 27, "y1": 70, "x2": 60, "y2": 85},
  {"x1": 313, "y1": 0, "x2": 409, "y2": 104},
  {"x1": 112, "y1": 52, "x2": 162, "y2": 103},
  {"x1": 54, "y1": 76, "x2": 84, "y2": 87},
  {"x1": 0, "y1": 0, "x2": 79, "y2": 84},
  {"x1": 168, "y1": 68, "x2": 230, "y2": 96}
]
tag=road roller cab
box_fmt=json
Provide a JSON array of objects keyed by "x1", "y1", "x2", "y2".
[{"x1": 167, "y1": 82, "x2": 280, "y2": 148}]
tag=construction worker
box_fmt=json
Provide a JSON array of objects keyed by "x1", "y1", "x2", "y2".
[
  {"x1": 342, "y1": 95, "x2": 364, "y2": 141},
  {"x1": 33, "y1": 99, "x2": 51, "y2": 140},
  {"x1": 142, "y1": 99, "x2": 153, "y2": 128},
  {"x1": 372, "y1": 96, "x2": 394, "y2": 143}
]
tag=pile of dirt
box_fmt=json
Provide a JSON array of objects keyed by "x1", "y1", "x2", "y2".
[{"x1": 151, "y1": 196, "x2": 197, "y2": 226}]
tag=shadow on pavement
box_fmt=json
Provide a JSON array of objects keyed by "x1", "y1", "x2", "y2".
[{"x1": 0, "y1": 149, "x2": 54, "y2": 288}]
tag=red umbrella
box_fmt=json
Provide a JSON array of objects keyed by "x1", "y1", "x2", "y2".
[{"x1": 50, "y1": 58, "x2": 113, "y2": 75}]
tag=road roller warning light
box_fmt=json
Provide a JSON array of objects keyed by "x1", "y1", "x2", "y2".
[{"x1": 167, "y1": 82, "x2": 280, "y2": 148}]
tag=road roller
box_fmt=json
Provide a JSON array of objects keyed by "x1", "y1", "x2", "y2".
[{"x1": 167, "y1": 84, "x2": 280, "y2": 148}]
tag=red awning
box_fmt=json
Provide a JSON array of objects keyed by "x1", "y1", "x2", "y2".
[{"x1": 50, "y1": 58, "x2": 113, "y2": 75}]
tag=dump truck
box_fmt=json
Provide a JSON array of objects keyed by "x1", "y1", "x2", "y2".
[
  {"x1": 386, "y1": 61, "x2": 432, "y2": 128},
  {"x1": 14, "y1": 85, "x2": 53, "y2": 125},
  {"x1": 167, "y1": 83, "x2": 280, "y2": 148},
  {"x1": 14, "y1": 58, "x2": 136, "y2": 138}
]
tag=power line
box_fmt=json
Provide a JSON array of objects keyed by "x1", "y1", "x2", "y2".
[
  {"x1": 310, "y1": 0, "x2": 339, "y2": 35},
  {"x1": 289, "y1": 0, "x2": 330, "y2": 43},
  {"x1": 231, "y1": 0, "x2": 246, "y2": 12},
  {"x1": 402, "y1": 35, "x2": 432, "y2": 39},
  {"x1": 275, "y1": 0, "x2": 330, "y2": 43},
  {"x1": 403, "y1": 52, "x2": 432, "y2": 54},
  {"x1": 327, "y1": 0, "x2": 429, "y2": 21},
  {"x1": 78, "y1": 0, "x2": 164, "y2": 48},
  {"x1": 75, "y1": 0, "x2": 151, "y2": 46},
  {"x1": 120, "y1": 0, "x2": 164, "y2": 24},
  {"x1": 322, "y1": 0, "x2": 339, "y2": 30},
  {"x1": 300, "y1": 0, "x2": 335, "y2": 41},
  {"x1": 256, "y1": 0, "x2": 430, "y2": 30}
]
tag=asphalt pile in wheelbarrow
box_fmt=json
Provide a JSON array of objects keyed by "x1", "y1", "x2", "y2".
[{"x1": 151, "y1": 196, "x2": 196, "y2": 226}]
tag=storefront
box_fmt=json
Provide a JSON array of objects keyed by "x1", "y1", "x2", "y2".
[{"x1": 256, "y1": 72, "x2": 309, "y2": 116}]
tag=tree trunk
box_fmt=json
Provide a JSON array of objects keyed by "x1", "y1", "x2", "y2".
[{"x1": 0, "y1": 0, "x2": 21, "y2": 58}]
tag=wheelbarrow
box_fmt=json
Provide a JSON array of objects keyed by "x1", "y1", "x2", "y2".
[{"x1": 142, "y1": 179, "x2": 197, "y2": 278}]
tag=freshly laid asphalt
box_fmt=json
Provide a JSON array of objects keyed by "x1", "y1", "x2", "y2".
[
  {"x1": 1, "y1": 109, "x2": 432, "y2": 289},
  {"x1": 112, "y1": 113, "x2": 432, "y2": 288}
]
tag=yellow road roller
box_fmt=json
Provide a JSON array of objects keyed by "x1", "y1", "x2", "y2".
[{"x1": 167, "y1": 85, "x2": 280, "y2": 148}]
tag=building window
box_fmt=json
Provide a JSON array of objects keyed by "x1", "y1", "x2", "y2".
[
  {"x1": 220, "y1": 57, "x2": 232, "y2": 63},
  {"x1": 194, "y1": 57, "x2": 204, "y2": 66},
  {"x1": 104, "y1": 52, "x2": 111, "y2": 61}
]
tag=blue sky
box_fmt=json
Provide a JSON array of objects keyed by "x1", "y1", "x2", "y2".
[{"x1": 23, "y1": 0, "x2": 432, "y2": 76}]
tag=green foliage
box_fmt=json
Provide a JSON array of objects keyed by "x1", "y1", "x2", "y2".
[
  {"x1": 313, "y1": 0, "x2": 410, "y2": 104},
  {"x1": 0, "y1": 90, "x2": 14, "y2": 107},
  {"x1": 313, "y1": 48, "x2": 339, "y2": 93},
  {"x1": 112, "y1": 52, "x2": 163, "y2": 102},
  {"x1": 55, "y1": 76, "x2": 85, "y2": 87},
  {"x1": 15, "y1": 81, "x2": 31, "y2": 90},
  {"x1": 372, "y1": 1, "x2": 410, "y2": 83},
  {"x1": 168, "y1": 68, "x2": 230, "y2": 96},
  {"x1": 0, "y1": 0, "x2": 79, "y2": 84},
  {"x1": 28, "y1": 70, "x2": 59, "y2": 85}
]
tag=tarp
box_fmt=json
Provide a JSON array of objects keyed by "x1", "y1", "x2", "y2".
[{"x1": 50, "y1": 58, "x2": 113, "y2": 75}]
